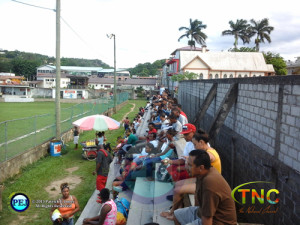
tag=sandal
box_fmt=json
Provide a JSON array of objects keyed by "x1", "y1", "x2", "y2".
[{"x1": 160, "y1": 210, "x2": 172, "y2": 218}]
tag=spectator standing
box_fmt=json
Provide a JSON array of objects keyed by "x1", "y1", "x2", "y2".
[
  {"x1": 73, "y1": 126, "x2": 79, "y2": 150},
  {"x1": 93, "y1": 149, "x2": 113, "y2": 191},
  {"x1": 122, "y1": 117, "x2": 130, "y2": 131},
  {"x1": 50, "y1": 183, "x2": 80, "y2": 225}
]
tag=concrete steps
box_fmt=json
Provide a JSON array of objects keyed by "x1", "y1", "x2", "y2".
[
  {"x1": 126, "y1": 177, "x2": 155, "y2": 224},
  {"x1": 153, "y1": 163, "x2": 174, "y2": 225}
]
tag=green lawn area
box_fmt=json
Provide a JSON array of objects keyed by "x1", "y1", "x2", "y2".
[
  {"x1": 0, "y1": 99, "x2": 146, "y2": 225},
  {"x1": 0, "y1": 100, "x2": 119, "y2": 162}
]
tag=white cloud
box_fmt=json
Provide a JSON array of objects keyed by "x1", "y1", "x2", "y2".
[{"x1": 1, "y1": 0, "x2": 300, "y2": 68}]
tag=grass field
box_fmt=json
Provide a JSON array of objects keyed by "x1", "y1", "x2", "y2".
[
  {"x1": 0, "y1": 100, "x2": 117, "y2": 162},
  {"x1": 0, "y1": 99, "x2": 146, "y2": 225}
]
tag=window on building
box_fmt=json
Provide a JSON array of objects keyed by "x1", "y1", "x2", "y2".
[
  {"x1": 253, "y1": 75, "x2": 256, "y2": 77},
  {"x1": 209, "y1": 74, "x2": 212, "y2": 79},
  {"x1": 118, "y1": 78, "x2": 121, "y2": 81},
  {"x1": 244, "y1": 75, "x2": 248, "y2": 77},
  {"x1": 229, "y1": 74, "x2": 233, "y2": 78},
  {"x1": 215, "y1": 74, "x2": 219, "y2": 79},
  {"x1": 224, "y1": 74, "x2": 227, "y2": 78},
  {"x1": 238, "y1": 74, "x2": 242, "y2": 77},
  {"x1": 199, "y1": 73, "x2": 203, "y2": 79}
]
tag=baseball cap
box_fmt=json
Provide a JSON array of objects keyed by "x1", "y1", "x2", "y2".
[{"x1": 180, "y1": 123, "x2": 196, "y2": 134}]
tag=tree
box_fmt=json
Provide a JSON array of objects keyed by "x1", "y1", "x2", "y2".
[
  {"x1": 263, "y1": 52, "x2": 287, "y2": 75},
  {"x1": 11, "y1": 58, "x2": 41, "y2": 80},
  {"x1": 249, "y1": 18, "x2": 274, "y2": 52},
  {"x1": 228, "y1": 47, "x2": 256, "y2": 52},
  {"x1": 178, "y1": 19, "x2": 207, "y2": 48},
  {"x1": 171, "y1": 71, "x2": 198, "y2": 82},
  {"x1": 222, "y1": 19, "x2": 251, "y2": 49}
]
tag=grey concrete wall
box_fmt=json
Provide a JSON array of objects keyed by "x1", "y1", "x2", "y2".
[
  {"x1": 178, "y1": 76, "x2": 300, "y2": 225},
  {"x1": 0, "y1": 100, "x2": 128, "y2": 183}
]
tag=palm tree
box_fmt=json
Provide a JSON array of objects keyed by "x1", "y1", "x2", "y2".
[
  {"x1": 178, "y1": 19, "x2": 207, "y2": 49},
  {"x1": 249, "y1": 18, "x2": 274, "y2": 52},
  {"x1": 222, "y1": 19, "x2": 250, "y2": 49}
]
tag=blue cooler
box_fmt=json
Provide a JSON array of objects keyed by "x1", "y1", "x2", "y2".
[{"x1": 50, "y1": 140, "x2": 62, "y2": 157}]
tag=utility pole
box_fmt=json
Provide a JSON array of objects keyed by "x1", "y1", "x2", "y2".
[
  {"x1": 55, "y1": 0, "x2": 61, "y2": 139},
  {"x1": 113, "y1": 34, "x2": 117, "y2": 113}
]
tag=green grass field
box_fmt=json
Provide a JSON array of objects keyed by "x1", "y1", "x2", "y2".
[
  {"x1": 0, "y1": 100, "x2": 118, "y2": 162},
  {"x1": 0, "y1": 99, "x2": 146, "y2": 225}
]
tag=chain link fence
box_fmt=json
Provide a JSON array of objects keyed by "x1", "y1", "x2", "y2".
[{"x1": 0, "y1": 92, "x2": 129, "y2": 162}]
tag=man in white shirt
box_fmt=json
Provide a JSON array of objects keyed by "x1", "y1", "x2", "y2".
[
  {"x1": 165, "y1": 123, "x2": 196, "y2": 166},
  {"x1": 172, "y1": 108, "x2": 188, "y2": 126}
]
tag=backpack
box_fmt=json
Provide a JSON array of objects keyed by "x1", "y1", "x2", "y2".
[{"x1": 156, "y1": 164, "x2": 172, "y2": 182}]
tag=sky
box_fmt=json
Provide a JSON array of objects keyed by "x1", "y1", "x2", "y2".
[{"x1": 0, "y1": 0, "x2": 300, "y2": 68}]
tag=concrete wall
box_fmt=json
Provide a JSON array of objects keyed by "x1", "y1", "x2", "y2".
[
  {"x1": 178, "y1": 76, "x2": 300, "y2": 225},
  {"x1": 0, "y1": 100, "x2": 128, "y2": 183}
]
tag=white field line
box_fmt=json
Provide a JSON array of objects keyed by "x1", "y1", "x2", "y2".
[{"x1": 0, "y1": 111, "x2": 91, "y2": 148}]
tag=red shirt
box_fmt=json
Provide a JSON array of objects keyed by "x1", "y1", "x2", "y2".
[
  {"x1": 148, "y1": 128, "x2": 157, "y2": 134},
  {"x1": 180, "y1": 111, "x2": 187, "y2": 118}
]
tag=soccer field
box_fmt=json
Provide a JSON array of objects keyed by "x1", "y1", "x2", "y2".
[
  {"x1": 0, "y1": 101, "x2": 76, "y2": 122},
  {"x1": 0, "y1": 100, "x2": 109, "y2": 162}
]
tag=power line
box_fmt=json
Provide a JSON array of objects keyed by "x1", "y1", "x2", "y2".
[
  {"x1": 10, "y1": 0, "x2": 112, "y2": 65},
  {"x1": 11, "y1": 0, "x2": 55, "y2": 12}
]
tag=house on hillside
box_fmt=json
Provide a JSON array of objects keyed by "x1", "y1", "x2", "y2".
[
  {"x1": 162, "y1": 46, "x2": 275, "y2": 89},
  {"x1": 287, "y1": 57, "x2": 300, "y2": 75}
]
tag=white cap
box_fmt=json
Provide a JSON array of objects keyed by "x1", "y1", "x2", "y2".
[{"x1": 52, "y1": 209, "x2": 62, "y2": 221}]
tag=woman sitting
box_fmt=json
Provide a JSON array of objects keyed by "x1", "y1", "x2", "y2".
[{"x1": 83, "y1": 188, "x2": 117, "y2": 225}]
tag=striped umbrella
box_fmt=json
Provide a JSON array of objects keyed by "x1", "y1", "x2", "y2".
[{"x1": 72, "y1": 114, "x2": 120, "y2": 131}]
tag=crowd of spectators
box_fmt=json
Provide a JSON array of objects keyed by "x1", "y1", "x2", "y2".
[{"x1": 71, "y1": 89, "x2": 237, "y2": 225}]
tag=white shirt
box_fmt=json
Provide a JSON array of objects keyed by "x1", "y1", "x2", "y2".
[
  {"x1": 178, "y1": 114, "x2": 188, "y2": 126},
  {"x1": 140, "y1": 140, "x2": 158, "y2": 156},
  {"x1": 182, "y1": 141, "x2": 195, "y2": 159},
  {"x1": 172, "y1": 121, "x2": 183, "y2": 139},
  {"x1": 161, "y1": 119, "x2": 170, "y2": 130}
]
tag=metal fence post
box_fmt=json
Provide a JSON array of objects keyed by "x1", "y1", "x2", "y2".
[
  {"x1": 70, "y1": 105, "x2": 74, "y2": 128},
  {"x1": 34, "y1": 115, "x2": 37, "y2": 147},
  {"x1": 4, "y1": 122, "x2": 7, "y2": 161}
]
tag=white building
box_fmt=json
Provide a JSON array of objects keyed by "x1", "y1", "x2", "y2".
[{"x1": 162, "y1": 46, "x2": 275, "y2": 88}]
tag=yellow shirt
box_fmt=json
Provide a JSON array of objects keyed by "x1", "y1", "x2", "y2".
[{"x1": 207, "y1": 148, "x2": 222, "y2": 174}]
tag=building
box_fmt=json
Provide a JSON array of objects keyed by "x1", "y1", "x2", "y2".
[
  {"x1": 0, "y1": 75, "x2": 30, "y2": 97},
  {"x1": 162, "y1": 46, "x2": 275, "y2": 89},
  {"x1": 287, "y1": 57, "x2": 300, "y2": 75},
  {"x1": 88, "y1": 77, "x2": 157, "y2": 91},
  {"x1": 97, "y1": 69, "x2": 130, "y2": 81}
]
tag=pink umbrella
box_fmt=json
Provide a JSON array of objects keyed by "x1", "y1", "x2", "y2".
[{"x1": 72, "y1": 114, "x2": 120, "y2": 131}]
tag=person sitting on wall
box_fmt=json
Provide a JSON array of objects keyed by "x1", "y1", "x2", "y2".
[
  {"x1": 160, "y1": 129, "x2": 221, "y2": 220},
  {"x1": 83, "y1": 188, "x2": 117, "y2": 225},
  {"x1": 173, "y1": 150, "x2": 237, "y2": 225}
]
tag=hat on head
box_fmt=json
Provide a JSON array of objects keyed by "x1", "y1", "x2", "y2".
[{"x1": 180, "y1": 123, "x2": 196, "y2": 134}]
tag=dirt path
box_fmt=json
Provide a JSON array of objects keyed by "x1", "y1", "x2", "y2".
[{"x1": 120, "y1": 103, "x2": 136, "y2": 122}]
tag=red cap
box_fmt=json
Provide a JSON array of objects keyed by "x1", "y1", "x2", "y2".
[{"x1": 180, "y1": 123, "x2": 196, "y2": 134}]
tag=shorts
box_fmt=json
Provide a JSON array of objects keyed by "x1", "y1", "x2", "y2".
[
  {"x1": 174, "y1": 206, "x2": 202, "y2": 225},
  {"x1": 96, "y1": 175, "x2": 108, "y2": 191},
  {"x1": 73, "y1": 136, "x2": 79, "y2": 144}
]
